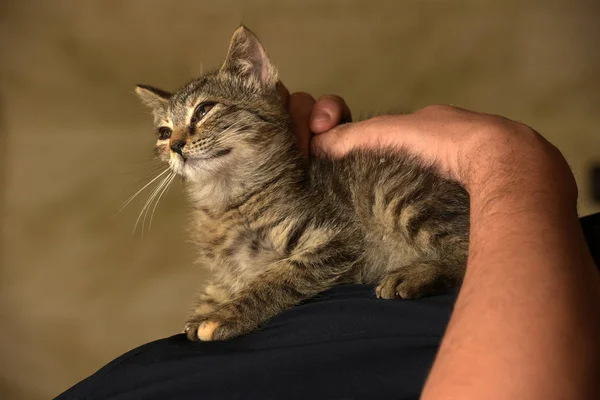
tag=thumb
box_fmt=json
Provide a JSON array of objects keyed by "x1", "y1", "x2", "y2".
[
  {"x1": 310, "y1": 121, "x2": 370, "y2": 158},
  {"x1": 310, "y1": 95, "x2": 352, "y2": 134}
]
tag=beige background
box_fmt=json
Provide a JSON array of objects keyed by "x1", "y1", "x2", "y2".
[{"x1": 1, "y1": 0, "x2": 599, "y2": 398}]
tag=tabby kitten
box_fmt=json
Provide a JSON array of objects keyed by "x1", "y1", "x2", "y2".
[{"x1": 135, "y1": 26, "x2": 469, "y2": 342}]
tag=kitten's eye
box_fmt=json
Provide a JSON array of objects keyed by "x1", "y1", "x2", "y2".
[
  {"x1": 157, "y1": 127, "x2": 172, "y2": 140},
  {"x1": 191, "y1": 102, "x2": 216, "y2": 125}
]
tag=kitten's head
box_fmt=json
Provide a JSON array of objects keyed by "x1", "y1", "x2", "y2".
[{"x1": 136, "y1": 26, "x2": 293, "y2": 184}]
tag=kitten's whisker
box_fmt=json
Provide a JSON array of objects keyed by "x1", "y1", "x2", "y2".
[
  {"x1": 148, "y1": 173, "x2": 176, "y2": 230},
  {"x1": 133, "y1": 173, "x2": 171, "y2": 235},
  {"x1": 114, "y1": 164, "x2": 165, "y2": 177},
  {"x1": 219, "y1": 120, "x2": 248, "y2": 136},
  {"x1": 257, "y1": 119, "x2": 286, "y2": 131},
  {"x1": 231, "y1": 113, "x2": 286, "y2": 133},
  {"x1": 140, "y1": 174, "x2": 173, "y2": 234},
  {"x1": 118, "y1": 168, "x2": 170, "y2": 215}
]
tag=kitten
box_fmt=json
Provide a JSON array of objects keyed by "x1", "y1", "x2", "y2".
[{"x1": 135, "y1": 26, "x2": 470, "y2": 342}]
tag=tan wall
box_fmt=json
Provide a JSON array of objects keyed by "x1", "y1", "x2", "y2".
[{"x1": 1, "y1": 1, "x2": 599, "y2": 398}]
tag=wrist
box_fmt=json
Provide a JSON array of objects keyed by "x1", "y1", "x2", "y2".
[{"x1": 462, "y1": 125, "x2": 578, "y2": 210}]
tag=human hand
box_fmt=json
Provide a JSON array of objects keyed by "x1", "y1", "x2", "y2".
[
  {"x1": 279, "y1": 83, "x2": 351, "y2": 160},
  {"x1": 285, "y1": 89, "x2": 574, "y2": 200},
  {"x1": 317, "y1": 105, "x2": 576, "y2": 192},
  {"x1": 282, "y1": 87, "x2": 595, "y2": 400}
]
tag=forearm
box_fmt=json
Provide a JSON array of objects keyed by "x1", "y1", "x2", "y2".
[
  {"x1": 422, "y1": 151, "x2": 600, "y2": 399},
  {"x1": 305, "y1": 101, "x2": 599, "y2": 398}
]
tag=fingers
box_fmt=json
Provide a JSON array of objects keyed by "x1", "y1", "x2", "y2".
[
  {"x1": 311, "y1": 119, "x2": 376, "y2": 159},
  {"x1": 288, "y1": 92, "x2": 316, "y2": 159},
  {"x1": 311, "y1": 115, "x2": 410, "y2": 159},
  {"x1": 286, "y1": 89, "x2": 352, "y2": 160},
  {"x1": 310, "y1": 123, "x2": 349, "y2": 158},
  {"x1": 310, "y1": 95, "x2": 352, "y2": 134}
]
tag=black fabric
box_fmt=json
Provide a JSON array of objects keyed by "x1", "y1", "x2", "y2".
[
  {"x1": 56, "y1": 213, "x2": 600, "y2": 400},
  {"x1": 56, "y1": 285, "x2": 456, "y2": 400},
  {"x1": 581, "y1": 212, "x2": 600, "y2": 267}
]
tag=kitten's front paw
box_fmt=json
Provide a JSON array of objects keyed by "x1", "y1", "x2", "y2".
[
  {"x1": 376, "y1": 263, "x2": 450, "y2": 300},
  {"x1": 184, "y1": 314, "x2": 246, "y2": 342},
  {"x1": 376, "y1": 271, "x2": 424, "y2": 299},
  {"x1": 184, "y1": 319, "x2": 222, "y2": 341}
]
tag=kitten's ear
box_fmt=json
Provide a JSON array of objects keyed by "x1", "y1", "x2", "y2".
[
  {"x1": 219, "y1": 26, "x2": 278, "y2": 88},
  {"x1": 135, "y1": 85, "x2": 171, "y2": 113}
]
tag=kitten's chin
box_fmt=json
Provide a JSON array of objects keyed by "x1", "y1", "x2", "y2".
[
  {"x1": 168, "y1": 151, "x2": 232, "y2": 182},
  {"x1": 168, "y1": 154, "x2": 209, "y2": 181},
  {"x1": 168, "y1": 153, "x2": 186, "y2": 176}
]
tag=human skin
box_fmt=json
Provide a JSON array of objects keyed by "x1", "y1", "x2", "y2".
[{"x1": 283, "y1": 89, "x2": 600, "y2": 400}]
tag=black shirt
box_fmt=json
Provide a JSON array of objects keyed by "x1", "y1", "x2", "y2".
[
  {"x1": 56, "y1": 212, "x2": 600, "y2": 400},
  {"x1": 56, "y1": 285, "x2": 456, "y2": 400}
]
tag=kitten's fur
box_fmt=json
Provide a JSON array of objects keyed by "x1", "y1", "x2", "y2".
[{"x1": 135, "y1": 27, "x2": 470, "y2": 341}]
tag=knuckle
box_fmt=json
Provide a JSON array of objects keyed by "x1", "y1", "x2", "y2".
[
  {"x1": 320, "y1": 94, "x2": 346, "y2": 104},
  {"x1": 418, "y1": 104, "x2": 457, "y2": 114}
]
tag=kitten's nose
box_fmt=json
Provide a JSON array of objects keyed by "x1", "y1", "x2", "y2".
[{"x1": 170, "y1": 139, "x2": 185, "y2": 156}]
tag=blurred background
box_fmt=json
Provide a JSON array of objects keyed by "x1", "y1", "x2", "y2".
[{"x1": 1, "y1": 0, "x2": 599, "y2": 398}]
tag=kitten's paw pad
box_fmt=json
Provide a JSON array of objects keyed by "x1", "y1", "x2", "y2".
[
  {"x1": 184, "y1": 315, "x2": 245, "y2": 341},
  {"x1": 197, "y1": 320, "x2": 221, "y2": 341},
  {"x1": 183, "y1": 320, "x2": 221, "y2": 341}
]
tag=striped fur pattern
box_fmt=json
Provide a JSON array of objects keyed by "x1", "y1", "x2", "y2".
[{"x1": 135, "y1": 27, "x2": 469, "y2": 341}]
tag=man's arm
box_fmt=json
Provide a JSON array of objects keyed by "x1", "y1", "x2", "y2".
[
  {"x1": 293, "y1": 99, "x2": 600, "y2": 399},
  {"x1": 421, "y1": 134, "x2": 600, "y2": 399}
]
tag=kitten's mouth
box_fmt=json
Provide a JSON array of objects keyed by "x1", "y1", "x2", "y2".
[
  {"x1": 169, "y1": 152, "x2": 186, "y2": 175},
  {"x1": 168, "y1": 148, "x2": 233, "y2": 176}
]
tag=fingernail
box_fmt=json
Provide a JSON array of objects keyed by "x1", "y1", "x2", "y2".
[{"x1": 312, "y1": 110, "x2": 330, "y2": 124}]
